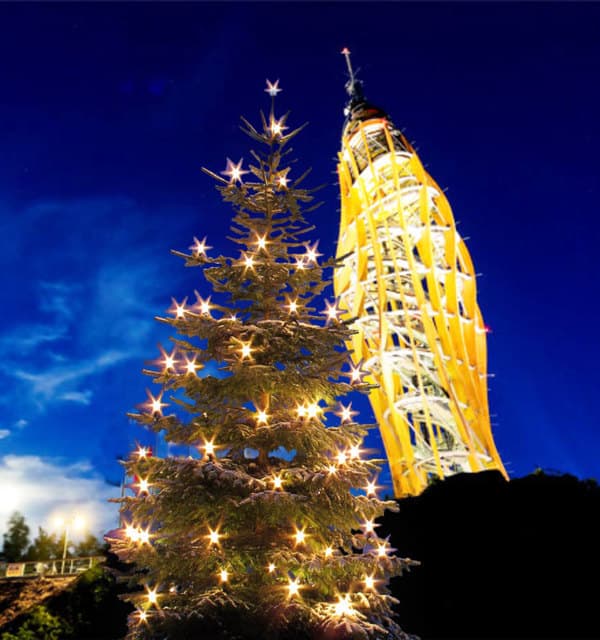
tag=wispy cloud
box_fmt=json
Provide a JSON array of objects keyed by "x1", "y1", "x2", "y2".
[
  {"x1": 0, "y1": 455, "x2": 119, "y2": 539},
  {"x1": 0, "y1": 430, "x2": 10, "y2": 440},
  {"x1": 58, "y1": 390, "x2": 93, "y2": 405}
]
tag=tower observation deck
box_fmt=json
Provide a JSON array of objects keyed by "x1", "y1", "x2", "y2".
[{"x1": 334, "y1": 51, "x2": 507, "y2": 496}]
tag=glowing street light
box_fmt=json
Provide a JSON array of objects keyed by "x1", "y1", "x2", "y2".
[{"x1": 53, "y1": 513, "x2": 86, "y2": 574}]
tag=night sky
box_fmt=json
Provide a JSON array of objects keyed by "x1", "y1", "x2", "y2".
[{"x1": 1, "y1": 2, "x2": 599, "y2": 538}]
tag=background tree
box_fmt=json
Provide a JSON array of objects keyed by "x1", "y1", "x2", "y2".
[
  {"x1": 2, "y1": 512, "x2": 30, "y2": 562},
  {"x1": 110, "y1": 87, "x2": 417, "y2": 640},
  {"x1": 25, "y1": 527, "x2": 62, "y2": 561},
  {"x1": 74, "y1": 533, "x2": 106, "y2": 557}
]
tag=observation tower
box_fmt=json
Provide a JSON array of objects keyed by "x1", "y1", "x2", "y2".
[{"x1": 334, "y1": 50, "x2": 507, "y2": 496}]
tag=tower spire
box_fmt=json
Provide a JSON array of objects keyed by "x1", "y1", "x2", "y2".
[{"x1": 341, "y1": 47, "x2": 364, "y2": 103}]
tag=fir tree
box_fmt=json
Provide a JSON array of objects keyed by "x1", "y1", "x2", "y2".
[
  {"x1": 2, "y1": 512, "x2": 30, "y2": 562},
  {"x1": 111, "y1": 83, "x2": 417, "y2": 640}
]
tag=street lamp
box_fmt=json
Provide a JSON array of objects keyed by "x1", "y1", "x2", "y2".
[{"x1": 53, "y1": 514, "x2": 86, "y2": 574}]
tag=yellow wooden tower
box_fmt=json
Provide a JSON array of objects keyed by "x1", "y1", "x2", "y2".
[{"x1": 334, "y1": 50, "x2": 507, "y2": 496}]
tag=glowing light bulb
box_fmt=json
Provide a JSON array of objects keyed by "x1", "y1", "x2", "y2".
[
  {"x1": 349, "y1": 363, "x2": 364, "y2": 384},
  {"x1": 295, "y1": 257, "x2": 305, "y2": 270},
  {"x1": 336, "y1": 402, "x2": 357, "y2": 423},
  {"x1": 243, "y1": 253, "x2": 255, "y2": 270},
  {"x1": 267, "y1": 562, "x2": 276, "y2": 573},
  {"x1": 185, "y1": 357, "x2": 199, "y2": 375},
  {"x1": 349, "y1": 444, "x2": 361, "y2": 459},
  {"x1": 208, "y1": 528, "x2": 221, "y2": 545},
  {"x1": 287, "y1": 578, "x2": 300, "y2": 597},
  {"x1": 169, "y1": 296, "x2": 188, "y2": 318},
  {"x1": 323, "y1": 300, "x2": 341, "y2": 323},
  {"x1": 286, "y1": 299, "x2": 298, "y2": 314},
  {"x1": 139, "y1": 529, "x2": 150, "y2": 544},
  {"x1": 194, "y1": 295, "x2": 212, "y2": 316},
  {"x1": 189, "y1": 236, "x2": 211, "y2": 256},
  {"x1": 265, "y1": 79, "x2": 282, "y2": 97},
  {"x1": 219, "y1": 568, "x2": 229, "y2": 583},
  {"x1": 136, "y1": 446, "x2": 148, "y2": 458},
  {"x1": 278, "y1": 175, "x2": 288, "y2": 188},
  {"x1": 364, "y1": 575, "x2": 376, "y2": 590},
  {"x1": 160, "y1": 347, "x2": 178, "y2": 371},
  {"x1": 304, "y1": 241, "x2": 321, "y2": 263},
  {"x1": 202, "y1": 440, "x2": 215, "y2": 457},
  {"x1": 147, "y1": 588, "x2": 158, "y2": 605},
  {"x1": 324, "y1": 546, "x2": 333, "y2": 558},
  {"x1": 296, "y1": 404, "x2": 307, "y2": 418},
  {"x1": 138, "y1": 478, "x2": 150, "y2": 493},
  {"x1": 240, "y1": 342, "x2": 253, "y2": 359},
  {"x1": 272, "y1": 475, "x2": 283, "y2": 490},
  {"x1": 327, "y1": 465, "x2": 337, "y2": 475},
  {"x1": 255, "y1": 234, "x2": 267, "y2": 250},
  {"x1": 336, "y1": 451, "x2": 347, "y2": 465},
  {"x1": 145, "y1": 390, "x2": 167, "y2": 416},
  {"x1": 294, "y1": 528, "x2": 306, "y2": 545},
  {"x1": 256, "y1": 409, "x2": 269, "y2": 425},
  {"x1": 362, "y1": 519, "x2": 375, "y2": 534},
  {"x1": 306, "y1": 403, "x2": 320, "y2": 419},
  {"x1": 137, "y1": 610, "x2": 148, "y2": 623},
  {"x1": 334, "y1": 594, "x2": 354, "y2": 618},
  {"x1": 125, "y1": 524, "x2": 139, "y2": 541},
  {"x1": 377, "y1": 543, "x2": 387, "y2": 558},
  {"x1": 366, "y1": 480, "x2": 378, "y2": 496},
  {"x1": 221, "y1": 158, "x2": 248, "y2": 183}
]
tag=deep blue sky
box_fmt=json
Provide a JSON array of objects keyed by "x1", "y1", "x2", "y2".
[{"x1": 1, "y1": 2, "x2": 599, "y2": 536}]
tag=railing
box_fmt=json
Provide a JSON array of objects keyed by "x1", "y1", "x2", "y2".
[{"x1": 0, "y1": 556, "x2": 105, "y2": 579}]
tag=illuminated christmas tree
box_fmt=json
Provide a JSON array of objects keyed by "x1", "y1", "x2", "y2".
[{"x1": 111, "y1": 82, "x2": 417, "y2": 640}]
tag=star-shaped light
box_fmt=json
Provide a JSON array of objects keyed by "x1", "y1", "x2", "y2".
[
  {"x1": 184, "y1": 356, "x2": 200, "y2": 375},
  {"x1": 327, "y1": 464, "x2": 337, "y2": 475},
  {"x1": 323, "y1": 300, "x2": 343, "y2": 324},
  {"x1": 265, "y1": 79, "x2": 282, "y2": 97},
  {"x1": 294, "y1": 527, "x2": 306, "y2": 545},
  {"x1": 286, "y1": 298, "x2": 299, "y2": 314},
  {"x1": 139, "y1": 528, "x2": 151, "y2": 544},
  {"x1": 168, "y1": 296, "x2": 188, "y2": 319},
  {"x1": 323, "y1": 546, "x2": 333, "y2": 558},
  {"x1": 287, "y1": 577, "x2": 301, "y2": 598},
  {"x1": 362, "y1": 519, "x2": 376, "y2": 535},
  {"x1": 349, "y1": 443, "x2": 362, "y2": 459},
  {"x1": 296, "y1": 404, "x2": 307, "y2": 418},
  {"x1": 136, "y1": 446, "x2": 149, "y2": 459},
  {"x1": 277, "y1": 174, "x2": 288, "y2": 189},
  {"x1": 201, "y1": 439, "x2": 216, "y2": 457},
  {"x1": 336, "y1": 451, "x2": 347, "y2": 465},
  {"x1": 146, "y1": 587, "x2": 158, "y2": 605},
  {"x1": 366, "y1": 479, "x2": 378, "y2": 496},
  {"x1": 189, "y1": 236, "x2": 211, "y2": 257},
  {"x1": 125, "y1": 524, "x2": 141, "y2": 542},
  {"x1": 272, "y1": 474, "x2": 283, "y2": 490},
  {"x1": 221, "y1": 158, "x2": 249, "y2": 183},
  {"x1": 376, "y1": 542, "x2": 388, "y2": 558},
  {"x1": 194, "y1": 294, "x2": 212, "y2": 316},
  {"x1": 158, "y1": 345, "x2": 179, "y2": 372},
  {"x1": 349, "y1": 361, "x2": 366, "y2": 384},
  {"x1": 306, "y1": 403, "x2": 321, "y2": 419},
  {"x1": 207, "y1": 527, "x2": 222, "y2": 546},
  {"x1": 295, "y1": 256, "x2": 305, "y2": 270},
  {"x1": 256, "y1": 408, "x2": 269, "y2": 425},
  {"x1": 270, "y1": 117, "x2": 288, "y2": 137},
  {"x1": 304, "y1": 241, "x2": 322, "y2": 263},
  {"x1": 137, "y1": 478, "x2": 150, "y2": 493},
  {"x1": 364, "y1": 574, "x2": 376, "y2": 590},
  {"x1": 240, "y1": 252, "x2": 255, "y2": 271},
  {"x1": 240, "y1": 341, "x2": 253, "y2": 360},
  {"x1": 137, "y1": 609, "x2": 148, "y2": 624},
  {"x1": 144, "y1": 389, "x2": 168, "y2": 416},
  {"x1": 219, "y1": 568, "x2": 229, "y2": 583},
  {"x1": 267, "y1": 562, "x2": 276, "y2": 573},
  {"x1": 335, "y1": 402, "x2": 358, "y2": 423},
  {"x1": 255, "y1": 234, "x2": 268, "y2": 250},
  {"x1": 333, "y1": 594, "x2": 355, "y2": 618}
]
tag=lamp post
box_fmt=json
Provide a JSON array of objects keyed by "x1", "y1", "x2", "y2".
[{"x1": 53, "y1": 514, "x2": 85, "y2": 574}]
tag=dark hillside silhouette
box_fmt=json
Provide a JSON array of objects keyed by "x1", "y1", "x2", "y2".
[{"x1": 380, "y1": 470, "x2": 600, "y2": 639}]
